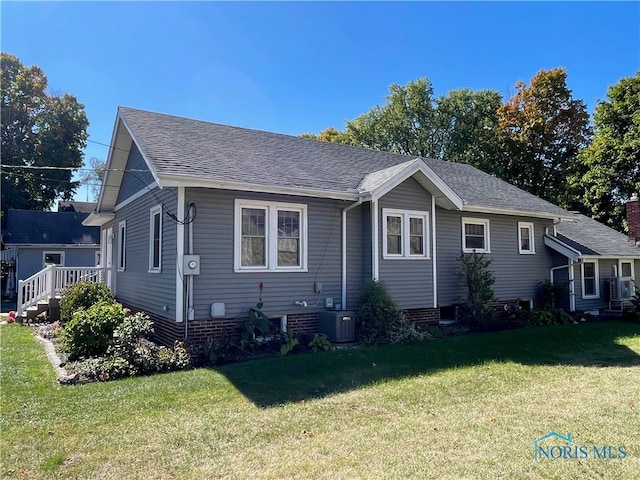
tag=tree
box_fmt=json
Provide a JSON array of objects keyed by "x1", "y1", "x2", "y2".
[
  {"x1": 434, "y1": 88, "x2": 503, "y2": 175},
  {"x1": 1, "y1": 53, "x2": 88, "y2": 222},
  {"x1": 303, "y1": 79, "x2": 503, "y2": 174},
  {"x1": 571, "y1": 73, "x2": 640, "y2": 232},
  {"x1": 496, "y1": 68, "x2": 591, "y2": 207},
  {"x1": 79, "y1": 156, "x2": 106, "y2": 201},
  {"x1": 344, "y1": 78, "x2": 440, "y2": 157}
]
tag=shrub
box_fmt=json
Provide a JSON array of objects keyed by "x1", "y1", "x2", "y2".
[
  {"x1": 458, "y1": 252, "x2": 496, "y2": 327},
  {"x1": 522, "y1": 308, "x2": 575, "y2": 326},
  {"x1": 63, "y1": 301, "x2": 126, "y2": 359},
  {"x1": 355, "y1": 281, "x2": 425, "y2": 345},
  {"x1": 308, "y1": 333, "x2": 331, "y2": 352},
  {"x1": 60, "y1": 282, "x2": 116, "y2": 325}
]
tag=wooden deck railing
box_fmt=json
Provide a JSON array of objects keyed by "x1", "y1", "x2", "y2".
[{"x1": 17, "y1": 265, "x2": 109, "y2": 317}]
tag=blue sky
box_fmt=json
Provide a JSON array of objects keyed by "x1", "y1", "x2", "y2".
[{"x1": 2, "y1": 1, "x2": 639, "y2": 202}]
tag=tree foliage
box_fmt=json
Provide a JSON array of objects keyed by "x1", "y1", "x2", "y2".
[
  {"x1": 496, "y1": 68, "x2": 591, "y2": 207},
  {"x1": 303, "y1": 78, "x2": 504, "y2": 174},
  {"x1": 1, "y1": 52, "x2": 88, "y2": 221},
  {"x1": 79, "y1": 156, "x2": 106, "y2": 201},
  {"x1": 572, "y1": 72, "x2": 640, "y2": 232}
]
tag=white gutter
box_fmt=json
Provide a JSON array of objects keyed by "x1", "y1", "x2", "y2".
[
  {"x1": 341, "y1": 197, "x2": 364, "y2": 310},
  {"x1": 175, "y1": 187, "x2": 185, "y2": 323},
  {"x1": 432, "y1": 195, "x2": 438, "y2": 308},
  {"x1": 464, "y1": 205, "x2": 575, "y2": 221}
]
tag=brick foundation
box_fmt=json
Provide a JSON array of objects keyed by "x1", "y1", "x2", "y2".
[
  {"x1": 403, "y1": 307, "x2": 440, "y2": 326},
  {"x1": 121, "y1": 303, "x2": 322, "y2": 348}
]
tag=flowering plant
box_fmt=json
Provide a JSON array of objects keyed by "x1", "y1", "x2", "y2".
[{"x1": 6, "y1": 311, "x2": 16, "y2": 324}]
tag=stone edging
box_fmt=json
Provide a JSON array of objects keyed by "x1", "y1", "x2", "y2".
[{"x1": 35, "y1": 335, "x2": 79, "y2": 385}]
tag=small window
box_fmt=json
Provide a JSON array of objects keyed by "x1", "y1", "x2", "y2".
[
  {"x1": 235, "y1": 200, "x2": 307, "y2": 272},
  {"x1": 518, "y1": 222, "x2": 535, "y2": 254},
  {"x1": 620, "y1": 260, "x2": 633, "y2": 278},
  {"x1": 117, "y1": 221, "x2": 126, "y2": 271},
  {"x1": 43, "y1": 252, "x2": 64, "y2": 266},
  {"x1": 149, "y1": 205, "x2": 162, "y2": 272},
  {"x1": 462, "y1": 218, "x2": 490, "y2": 253},
  {"x1": 382, "y1": 209, "x2": 429, "y2": 259},
  {"x1": 582, "y1": 261, "x2": 599, "y2": 298}
]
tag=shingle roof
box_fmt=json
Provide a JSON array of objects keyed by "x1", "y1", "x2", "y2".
[
  {"x1": 117, "y1": 107, "x2": 570, "y2": 218},
  {"x1": 555, "y1": 214, "x2": 640, "y2": 257},
  {"x1": 5, "y1": 210, "x2": 100, "y2": 245}
]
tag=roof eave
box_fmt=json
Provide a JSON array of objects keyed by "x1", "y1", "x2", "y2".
[
  {"x1": 159, "y1": 174, "x2": 362, "y2": 201},
  {"x1": 464, "y1": 205, "x2": 574, "y2": 221},
  {"x1": 543, "y1": 234, "x2": 582, "y2": 261},
  {"x1": 83, "y1": 212, "x2": 116, "y2": 227}
]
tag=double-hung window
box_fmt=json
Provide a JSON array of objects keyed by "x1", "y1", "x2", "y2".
[
  {"x1": 235, "y1": 200, "x2": 307, "y2": 272},
  {"x1": 149, "y1": 205, "x2": 162, "y2": 272},
  {"x1": 117, "y1": 220, "x2": 126, "y2": 271},
  {"x1": 382, "y1": 209, "x2": 429, "y2": 259},
  {"x1": 518, "y1": 222, "x2": 535, "y2": 254},
  {"x1": 581, "y1": 261, "x2": 599, "y2": 298},
  {"x1": 462, "y1": 218, "x2": 490, "y2": 253}
]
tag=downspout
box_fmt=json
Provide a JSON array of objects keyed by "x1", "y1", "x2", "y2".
[
  {"x1": 431, "y1": 195, "x2": 437, "y2": 308},
  {"x1": 188, "y1": 203, "x2": 195, "y2": 322},
  {"x1": 176, "y1": 187, "x2": 185, "y2": 324},
  {"x1": 342, "y1": 196, "x2": 364, "y2": 310}
]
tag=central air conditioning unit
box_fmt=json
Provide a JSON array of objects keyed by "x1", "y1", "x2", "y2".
[
  {"x1": 608, "y1": 276, "x2": 635, "y2": 312},
  {"x1": 609, "y1": 276, "x2": 634, "y2": 301},
  {"x1": 318, "y1": 311, "x2": 355, "y2": 343}
]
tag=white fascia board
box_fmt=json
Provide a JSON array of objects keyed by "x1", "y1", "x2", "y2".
[
  {"x1": 543, "y1": 235, "x2": 582, "y2": 261},
  {"x1": 463, "y1": 205, "x2": 575, "y2": 221},
  {"x1": 113, "y1": 181, "x2": 159, "y2": 212},
  {"x1": 82, "y1": 212, "x2": 116, "y2": 227},
  {"x1": 369, "y1": 160, "x2": 464, "y2": 211},
  {"x1": 159, "y1": 174, "x2": 361, "y2": 201},
  {"x1": 95, "y1": 113, "x2": 123, "y2": 212}
]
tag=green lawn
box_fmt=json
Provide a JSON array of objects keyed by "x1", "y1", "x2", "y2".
[{"x1": 1, "y1": 321, "x2": 639, "y2": 479}]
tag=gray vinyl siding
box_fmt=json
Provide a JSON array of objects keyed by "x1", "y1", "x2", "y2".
[
  {"x1": 112, "y1": 188, "x2": 177, "y2": 318},
  {"x1": 15, "y1": 246, "x2": 99, "y2": 284},
  {"x1": 116, "y1": 143, "x2": 155, "y2": 205},
  {"x1": 377, "y1": 178, "x2": 434, "y2": 309},
  {"x1": 345, "y1": 204, "x2": 366, "y2": 310},
  {"x1": 185, "y1": 188, "x2": 345, "y2": 320},
  {"x1": 572, "y1": 258, "x2": 616, "y2": 312},
  {"x1": 436, "y1": 210, "x2": 555, "y2": 306}
]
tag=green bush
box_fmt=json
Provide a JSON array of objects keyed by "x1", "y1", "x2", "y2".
[
  {"x1": 355, "y1": 281, "x2": 425, "y2": 345},
  {"x1": 60, "y1": 282, "x2": 116, "y2": 325},
  {"x1": 308, "y1": 333, "x2": 331, "y2": 352},
  {"x1": 458, "y1": 252, "x2": 496, "y2": 327},
  {"x1": 63, "y1": 301, "x2": 126, "y2": 359},
  {"x1": 522, "y1": 308, "x2": 575, "y2": 326}
]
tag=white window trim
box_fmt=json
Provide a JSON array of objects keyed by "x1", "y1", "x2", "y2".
[
  {"x1": 618, "y1": 259, "x2": 635, "y2": 279},
  {"x1": 117, "y1": 220, "x2": 126, "y2": 271},
  {"x1": 462, "y1": 217, "x2": 491, "y2": 253},
  {"x1": 149, "y1": 205, "x2": 162, "y2": 273},
  {"x1": 43, "y1": 251, "x2": 65, "y2": 267},
  {"x1": 382, "y1": 208, "x2": 430, "y2": 259},
  {"x1": 518, "y1": 222, "x2": 536, "y2": 254},
  {"x1": 581, "y1": 260, "x2": 599, "y2": 299},
  {"x1": 234, "y1": 199, "x2": 308, "y2": 273}
]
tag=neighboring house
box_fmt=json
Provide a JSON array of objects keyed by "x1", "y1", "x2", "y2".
[
  {"x1": 545, "y1": 209, "x2": 640, "y2": 312},
  {"x1": 83, "y1": 107, "x2": 639, "y2": 346},
  {"x1": 4, "y1": 207, "x2": 101, "y2": 294}
]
